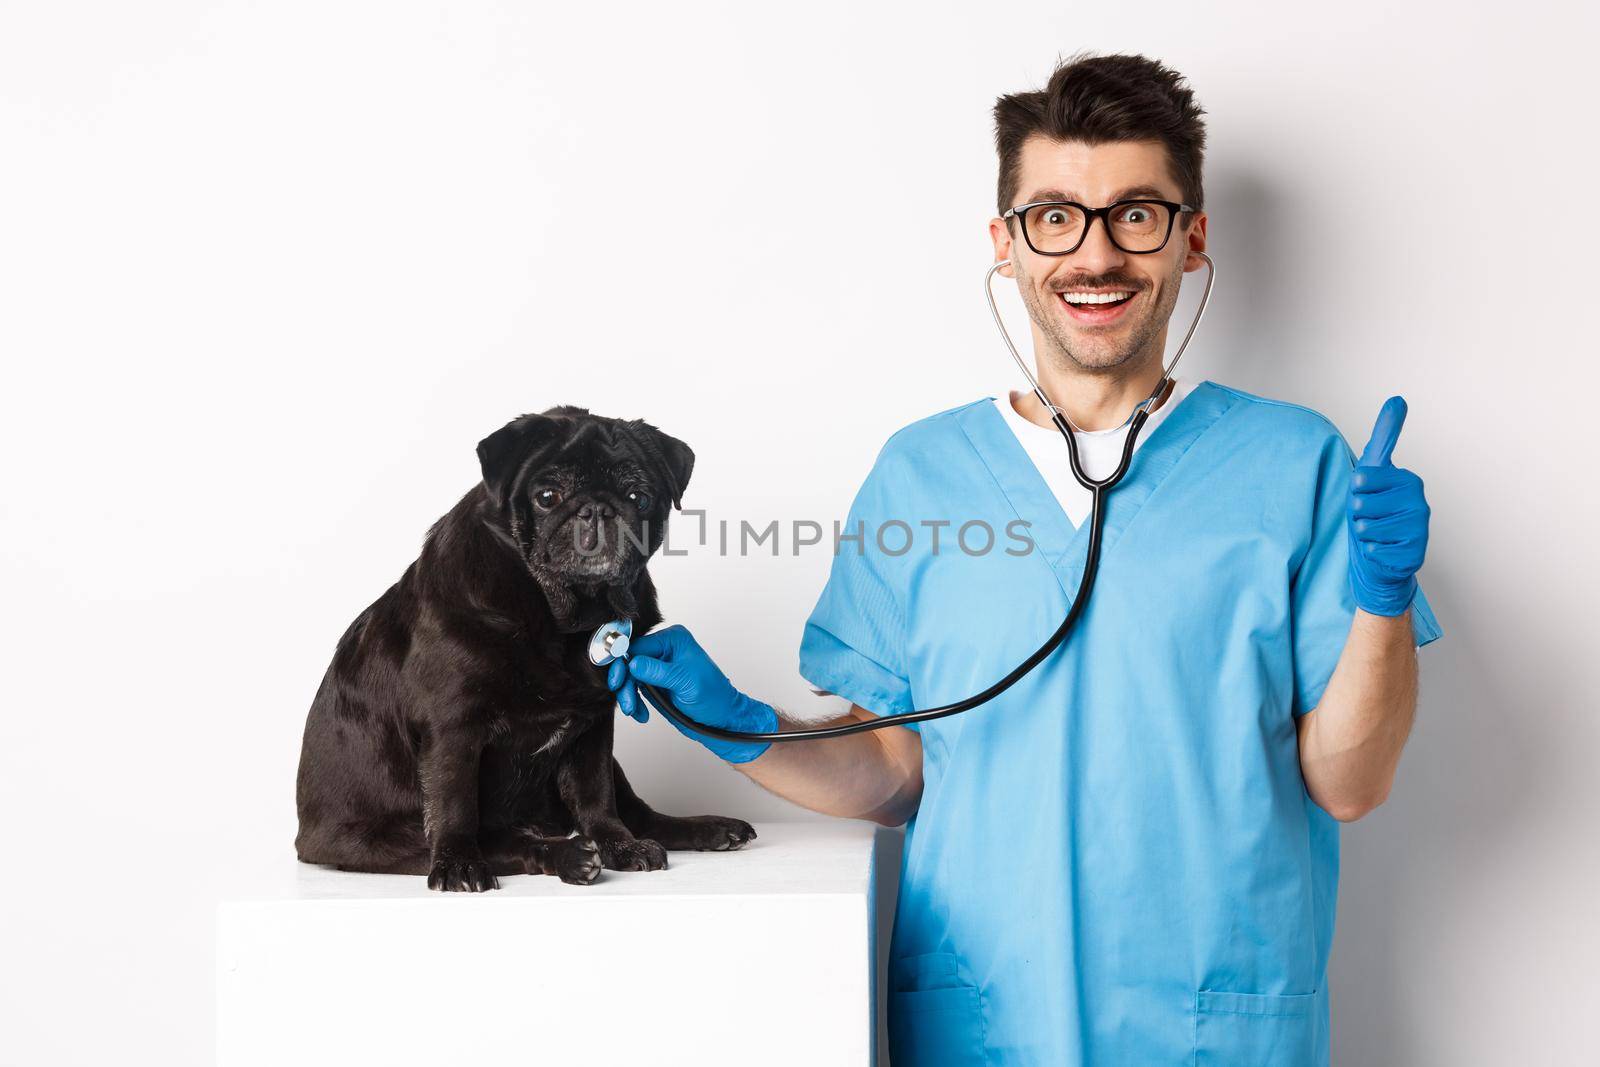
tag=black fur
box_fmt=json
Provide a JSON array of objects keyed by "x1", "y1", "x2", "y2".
[{"x1": 295, "y1": 406, "x2": 756, "y2": 891}]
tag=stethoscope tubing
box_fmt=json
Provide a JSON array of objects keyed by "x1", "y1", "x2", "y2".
[
  {"x1": 624, "y1": 252, "x2": 1216, "y2": 742},
  {"x1": 627, "y1": 473, "x2": 1124, "y2": 743}
]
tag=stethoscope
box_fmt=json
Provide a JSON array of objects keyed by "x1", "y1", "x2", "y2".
[{"x1": 588, "y1": 251, "x2": 1216, "y2": 743}]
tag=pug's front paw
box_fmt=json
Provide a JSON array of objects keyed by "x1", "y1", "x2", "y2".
[
  {"x1": 693, "y1": 815, "x2": 756, "y2": 851},
  {"x1": 548, "y1": 836, "x2": 602, "y2": 885},
  {"x1": 427, "y1": 849, "x2": 499, "y2": 893},
  {"x1": 596, "y1": 835, "x2": 668, "y2": 872}
]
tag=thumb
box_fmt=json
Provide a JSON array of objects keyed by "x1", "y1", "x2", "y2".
[
  {"x1": 627, "y1": 654, "x2": 684, "y2": 692},
  {"x1": 1358, "y1": 395, "x2": 1408, "y2": 468},
  {"x1": 628, "y1": 624, "x2": 689, "y2": 662}
]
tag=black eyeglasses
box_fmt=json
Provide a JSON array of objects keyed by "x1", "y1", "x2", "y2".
[{"x1": 1002, "y1": 198, "x2": 1195, "y2": 256}]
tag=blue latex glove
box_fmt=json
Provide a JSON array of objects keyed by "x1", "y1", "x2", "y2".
[
  {"x1": 1347, "y1": 396, "x2": 1431, "y2": 616},
  {"x1": 605, "y1": 625, "x2": 778, "y2": 764}
]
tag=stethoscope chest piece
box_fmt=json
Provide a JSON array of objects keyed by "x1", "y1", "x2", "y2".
[{"x1": 587, "y1": 618, "x2": 633, "y2": 667}]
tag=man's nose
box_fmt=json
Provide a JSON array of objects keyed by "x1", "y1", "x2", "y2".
[{"x1": 1067, "y1": 215, "x2": 1128, "y2": 275}]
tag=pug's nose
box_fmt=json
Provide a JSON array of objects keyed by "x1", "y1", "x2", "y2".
[{"x1": 577, "y1": 503, "x2": 616, "y2": 522}]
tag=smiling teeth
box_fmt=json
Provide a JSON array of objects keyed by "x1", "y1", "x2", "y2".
[{"x1": 1062, "y1": 291, "x2": 1133, "y2": 304}]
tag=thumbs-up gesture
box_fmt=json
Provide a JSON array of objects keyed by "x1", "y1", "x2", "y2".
[{"x1": 1346, "y1": 396, "x2": 1431, "y2": 616}]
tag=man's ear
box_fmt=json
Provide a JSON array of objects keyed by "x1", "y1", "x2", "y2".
[
  {"x1": 476, "y1": 413, "x2": 559, "y2": 508},
  {"x1": 643, "y1": 424, "x2": 694, "y2": 509}
]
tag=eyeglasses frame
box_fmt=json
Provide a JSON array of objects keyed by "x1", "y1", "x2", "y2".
[{"x1": 1001, "y1": 198, "x2": 1197, "y2": 256}]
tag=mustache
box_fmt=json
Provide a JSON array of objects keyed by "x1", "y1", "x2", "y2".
[{"x1": 1049, "y1": 276, "x2": 1146, "y2": 292}]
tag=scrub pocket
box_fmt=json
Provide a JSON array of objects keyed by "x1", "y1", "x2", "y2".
[
  {"x1": 888, "y1": 951, "x2": 987, "y2": 1067},
  {"x1": 1193, "y1": 989, "x2": 1317, "y2": 1067}
]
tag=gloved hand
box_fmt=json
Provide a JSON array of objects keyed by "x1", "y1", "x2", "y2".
[
  {"x1": 1347, "y1": 396, "x2": 1431, "y2": 616},
  {"x1": 605, "y1": 624, "x2": 778, "y2": 764}
]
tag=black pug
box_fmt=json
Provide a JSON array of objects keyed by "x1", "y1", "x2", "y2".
[{"x1": 295, "y1": 405, "x2": 756, "y2": 892}]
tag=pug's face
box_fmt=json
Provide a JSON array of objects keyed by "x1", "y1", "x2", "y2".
[{"x1": 476, "y1": 405, "x2": 692, "y2": 602}]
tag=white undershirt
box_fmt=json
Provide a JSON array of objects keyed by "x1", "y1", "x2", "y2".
[{"x1": 993, "y1": 378, "x2": 1200, "y2": 528}]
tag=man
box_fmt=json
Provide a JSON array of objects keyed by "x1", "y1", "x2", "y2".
[{"x1": 609, "y1": 52, "x2": 1439, "y2": 1066}]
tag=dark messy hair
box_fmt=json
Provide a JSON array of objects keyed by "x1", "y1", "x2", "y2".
[{"x1": 993, "y1": 51, "x2": 1207, "y2": 226}]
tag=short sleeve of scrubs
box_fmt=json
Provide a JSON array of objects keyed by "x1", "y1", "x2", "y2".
[
  {"x1": 1291, "y1": 427, "x2": 1444, "y2": 715},
  {"x1": 798, "y1": 442, "x2": 918, "y2": 726}
]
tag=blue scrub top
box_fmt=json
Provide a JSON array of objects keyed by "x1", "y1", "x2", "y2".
[{"x1": 798, "y1": 382, "x2": 1442, "y2": 1067}]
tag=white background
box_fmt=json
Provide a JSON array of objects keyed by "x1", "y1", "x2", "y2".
[{"x1": 3, "y1": 2, "x2": 1596, "y2": 1063}]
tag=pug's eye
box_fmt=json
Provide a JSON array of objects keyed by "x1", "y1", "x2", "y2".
[
  {"x1": 533, "y1": 488, "x2": 561, "y2": 510},
  {"x1": 627, "y1": 490, "x2": 652, "y2": 511}
]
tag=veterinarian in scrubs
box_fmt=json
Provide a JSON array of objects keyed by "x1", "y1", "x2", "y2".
[{"x1": 612, "y1": 53, "x2": 1440, "y2": 1066}]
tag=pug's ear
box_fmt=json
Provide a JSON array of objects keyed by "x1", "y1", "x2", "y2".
[
  {"x1": 648, "y1": 427, "x2": 694, "y2": 509},
  {"x1": 476, "y1": 413, "x2": 560, "y2": 508}
]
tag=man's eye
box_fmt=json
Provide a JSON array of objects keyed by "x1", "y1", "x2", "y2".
[
  {"x1": 627, "y1": 490, "x2": 652, "y2": 510},
  {"x1": 534, "y1": 489, "x2": 561, "y2": 509}
]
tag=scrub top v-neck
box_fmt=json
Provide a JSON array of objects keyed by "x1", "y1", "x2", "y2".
[{"x1": 992, "y1": 377, "x2": 1201, "y2": 529}]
